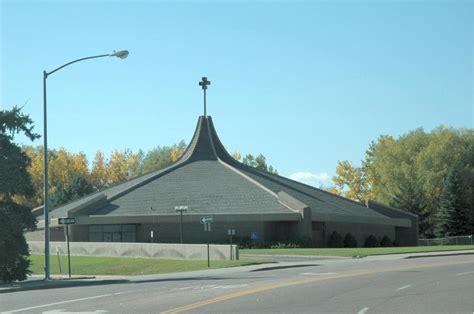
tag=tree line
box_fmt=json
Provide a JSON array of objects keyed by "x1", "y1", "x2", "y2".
[{"x1": 329, "y1": 127, "x2": 474, "y2": 238}]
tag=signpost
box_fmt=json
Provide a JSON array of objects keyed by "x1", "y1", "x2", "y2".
[
  {"x1": 228, "y1": 229, "x2": 236, "y2": 260},
  {"x1": 174, "y1": 205, "x2": 188, "y2": 244},
  {"x1": 201, "y1": 216, "x2": 213, "y2": 267},
  {"x1": 58, "y1": 217, "x2": 75, "y2": 278},
  {"x1": 55, "y1": 246, "x2": 62, "y2": 274}
]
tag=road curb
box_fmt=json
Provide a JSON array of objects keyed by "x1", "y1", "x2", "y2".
[
  {"x1": 0, "y1": 279, "x2": 129, "y2": 294},
  {"x1": 404, "y1": 251, "x2": 474, "y2": 259},
  {"x1": 250, "y1": 264, "x2": 317, "y2": 272}
]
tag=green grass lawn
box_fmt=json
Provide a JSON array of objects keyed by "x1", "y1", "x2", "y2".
[
  {"x1": 28, "y1": 255, "x2": 266, "y2": 276},
  {"x1": 240, "y1": 245, "x2": 474, "y2": 257}
]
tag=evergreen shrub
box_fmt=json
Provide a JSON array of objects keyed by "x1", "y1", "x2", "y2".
[
  {"x1": 343, "y1": 232, "x2": 358, "y2": 248},
  {"x1": 380, "y1": 235, "x2": 393, "y2": 247},
  {"x1": 328, "y1": 231, "x2": 344, "y2": 248},
  {"x1": 364, "y1": 235, "x2": 380, "y2": 247}
]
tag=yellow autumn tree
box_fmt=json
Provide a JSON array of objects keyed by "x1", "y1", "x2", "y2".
[
  {"x1": 231, "y1": 151, "x2": 241, "y2": 161},
  {"x1": 91, "y1": 151, "x2": 109, "y2": 190},
  {"x1": 21, "y1": 146, "x2": 91, "y2": 207},
  {"x1": 127, "y1": 150, "x2": 144, "y2": 178},
  {"x1": 170, "y1": 140, "x2": 187, "y2": 162},
  {"x1": 331, "y1": 160, "x2": 373, "y2": 203},
  {"x1": 107, "y1": 150, "x2": 130, "y2": 185},
  {"x1": 48, "y1": 148, "x2": 89, "y2": 192}
]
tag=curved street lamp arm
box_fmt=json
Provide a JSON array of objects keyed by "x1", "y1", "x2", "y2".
[{"x1": 45, "y1": 54, "x2": 110, "y2": 78}]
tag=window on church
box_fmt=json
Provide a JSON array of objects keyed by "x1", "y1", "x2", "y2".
[{"x1": 88, "y1": 224, "x2": 136, "y2": 242}]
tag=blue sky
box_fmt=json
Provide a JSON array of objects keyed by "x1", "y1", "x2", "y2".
[{"x1": 1, "y1": 1, "x2": 473, "y2": 187}]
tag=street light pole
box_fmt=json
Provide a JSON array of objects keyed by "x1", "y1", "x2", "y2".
[
  {"x1": 42, "y1": 50, "x2": 129, "y2": 280},
  {"x1": 174, "y1": 205, "x2": 188, "y2": 244},
  {"x1": 42, "y1": 71, "x2": 50, "y2": 280}
]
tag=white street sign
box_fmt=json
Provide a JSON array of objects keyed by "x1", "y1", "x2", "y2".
[{"x1": 200, "y1": 216, "x2": 213, "y2": 224}]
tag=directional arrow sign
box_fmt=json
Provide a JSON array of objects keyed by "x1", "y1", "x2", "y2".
[
  {"x1": 58, "y1": 217, "x2": 76, "y2": 225},
  {"x1": 200, "y1": 216, "x2": 213, "y2": 224}
]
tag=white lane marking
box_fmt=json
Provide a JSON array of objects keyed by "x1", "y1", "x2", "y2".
[
  {"x1": 358, "y1": 307, "x2": 369, "y2": 314},
  {"x1": 42, "y1": 310, "x2": 107, "y2": 314},
  {"x1": 456, "y1": 271, "x2": 474, "y2": 276},
  {"x1": 113, "y1": 291, "x2": 132, "y2": 295},
  {"x1": 397, "y1": 284, "x2": 411, "y2": 291},
  {"x1": 299, "y1": 272, "x2": 336, "y2": 276},
  {"x1": 173, "y1": 284, "x2": 248, "y2": 291},
  {"x1": 2, "y1": 294, "x2": 113, "y2": 313},
  {"x1": 211, "y1": 284, "x2": 249, "y2": 289},
  {"x1": 194, "y1": 285, "x2": 217, "y2": 290}
]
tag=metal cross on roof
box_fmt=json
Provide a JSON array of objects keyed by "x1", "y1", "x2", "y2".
[{"x1": 199, "y1": 77, "x2": 211, "y2": 116}]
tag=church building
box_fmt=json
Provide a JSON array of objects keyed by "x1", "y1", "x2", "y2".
[{"x1": 33, "y1": 78, "x2": 418, "y2": 247}]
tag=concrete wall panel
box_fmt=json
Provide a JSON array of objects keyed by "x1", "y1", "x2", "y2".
[{"x1": 28, "y1": 241, "x2": 238, "y2": 261}]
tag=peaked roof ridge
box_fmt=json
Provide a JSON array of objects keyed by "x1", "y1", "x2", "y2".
[
  {"x1": 186, "y1": 116, "x2": 218, "y2": 161},
  {"x1": 107, "y1": 115, "x2": 216, "y2": 201}
]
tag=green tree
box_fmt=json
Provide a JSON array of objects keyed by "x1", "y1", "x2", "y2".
[
  {"x1": 390, "y1": 178, "x2": 430, "y2": 236},
  {"x1": 142, "y1": 145, "x2": 174, "y2": 173},
  {"x1": 50, "y1": 174, "x2": 95, "y2": 208},
  {"x1": 0, "y1": 107, "x2": 39, "y2": 282},
  {"x1": 441, "y1": 168, "x2": 471, "y2": 236},
  {"x1": 128, "y1": 149, "x2": 145, "y2": 178},
  {"x1": 331, "y1": 126, "x2": 474, "y2": 238},
  {"x1": 241, "y1": 153, "x2": 278, "y2": 174}
]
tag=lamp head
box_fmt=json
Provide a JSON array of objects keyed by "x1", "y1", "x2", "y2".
[{"x1": 110, "y1": 50, "x2": 129, "y2": 59}]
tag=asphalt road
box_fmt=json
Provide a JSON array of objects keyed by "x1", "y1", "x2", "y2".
[{"x1": 1, "y1": 255, "x2": 473, "y2": 313}]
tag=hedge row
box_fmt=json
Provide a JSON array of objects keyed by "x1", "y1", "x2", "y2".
[{"x1": 327, "y1": 231, "x2": 395, "y2": 248}]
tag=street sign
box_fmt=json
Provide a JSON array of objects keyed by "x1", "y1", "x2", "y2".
[
  {"x1": 250, "y1": 231, "x2": 258, "y2": 240},
  {"x1": 227, "y1": 229, "x2": 235, "y2": 236},
  {"x1": 200, "y1": 216, "x2": 213, "y2": 224},
  {"x1": 58, "y1": 217, "x2": 76, "y2": 225}
]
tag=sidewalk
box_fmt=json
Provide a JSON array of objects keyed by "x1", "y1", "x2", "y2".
[
  {"x1": 2, "y1": 249, "x2": 473, "y2": 294},
  {"x1": 242, "y1": 249, "x2": 474, "y2": 262}
]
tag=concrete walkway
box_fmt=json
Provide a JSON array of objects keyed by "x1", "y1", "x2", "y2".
[
  {"x1": 242, "y1": 249, "x2": 474, "y2": 262},
  {"x1": 2, "y1": 249, "x2": 473, "y2": 294}
]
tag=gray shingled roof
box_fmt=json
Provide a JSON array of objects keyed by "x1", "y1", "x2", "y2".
[
  {"x1": 44, "y1": 115, "x2": 407, "y2": 225},
  {"x1": 95, "y1": 160, "x2": 290, "y2": 216}
]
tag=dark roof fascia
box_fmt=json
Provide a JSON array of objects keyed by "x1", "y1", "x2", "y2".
[
  {"x1": 366, "y1": 199, "x2": 419, "y2": 218},
  {"x1": 79, "y1": 212, "x2": 302, "y2": 224},
  {"x1": 312, "y1": 212, "x2": 412, "y2": 227}
]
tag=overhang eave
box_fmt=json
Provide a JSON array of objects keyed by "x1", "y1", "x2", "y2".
[
  {"x1": 312, "y1": 212, "x2": 412, "y2": 227},
  {"x1": 77, "y1": 212, "x2": 302, "y2": 224}
]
